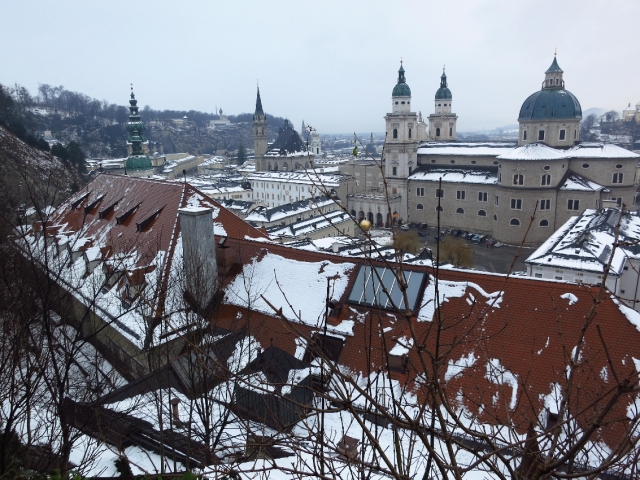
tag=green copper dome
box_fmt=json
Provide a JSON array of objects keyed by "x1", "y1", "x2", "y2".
[
  {"x1": 435, "y1": 70, "x2": 452, "y2": 100},
  {"x1": 392, "y1": 63, "x2": 411, "y2": 97},
  {"x1": 519, "y1": 58, "x2": 581, "y2": 121},
  {"x1": 518, "y1": 89, "x2": 582, "y2": 121}
]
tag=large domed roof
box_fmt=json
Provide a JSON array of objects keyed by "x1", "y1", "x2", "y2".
[
  {"x1": 518, "y1": 88, "x2": 582, "y2": 121},
  {"x1": 392, "y1": 63, "x2": 411, "y2": 97}
]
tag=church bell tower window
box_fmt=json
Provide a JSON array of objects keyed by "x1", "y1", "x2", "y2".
[{"x1": 393, "y1": 129, "x2": 398, "y2": 139}]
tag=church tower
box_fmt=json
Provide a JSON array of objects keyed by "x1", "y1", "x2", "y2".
[
  {"x1": 384, "y1": 61, "x2": 418, "y2": 222},
  {"x1": 428, "y1": 68, "x2": 457, "y2": 141},
  {"x1": 253, "y1": 87, "x2": 268, "y2": 171}
]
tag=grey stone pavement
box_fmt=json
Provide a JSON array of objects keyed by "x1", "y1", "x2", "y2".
[{"x1": 411, "y1": 226, "x2": 531, "y2": 274}]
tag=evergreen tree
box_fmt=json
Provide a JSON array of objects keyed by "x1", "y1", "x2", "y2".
[{"x1": 236, "y1": 144, "x2": 246, "y2": 165}]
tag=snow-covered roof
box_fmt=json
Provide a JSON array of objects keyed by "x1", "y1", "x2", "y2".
[
  {"x1": 526, "y1": 208, "x2": 640, "y2": 274},
  {"x1": 409, "y1": 168, "x2": 497, "y2": 184},
  {"x1": 567, "y1": 142, "x2": 639, "y2": 159},
  {"x1": 418, "y1": 142, "x2": 516, "y2": 157},
  {"x1": 560, "y1": 172, "x2": 609, "y2": 192},
  {"x1": 248, "y1": 171, "x2": 343, "y2": 186},
  {"x1": 497, "y1": 143, "x2": 567, "y2": 161},
  {"x1": 246, "y1": 195, "x2": 339, "y2": 224}
]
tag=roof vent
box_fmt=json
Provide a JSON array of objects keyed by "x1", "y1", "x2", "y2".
[
  {"x1": 70, "y1": 191, "x2": 91, "y2": 210},
  {"x1": 136, "y1": 206, "x2": 165, "y2": 232},
  {"x1": 98, "y1": 198, "x2": 122, "y2": 219},
  {"x1": 84, "y1": 194, "x2": 105, "y2": 214},
  {"x1": 116, "y1": 203, "x2": 141, "y2": 225}
]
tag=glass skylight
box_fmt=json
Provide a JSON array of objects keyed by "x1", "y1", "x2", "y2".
[{"x1": 348, "y1": 265, "x2": 426, "y2": 311}]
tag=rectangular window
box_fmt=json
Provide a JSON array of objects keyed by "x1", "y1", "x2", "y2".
[
  {"x1": 392, "y1": 167, "x2": 397, "y2": 176},
  {"x1": 535, "y1": 273, "x2": 542, "y2": 278},
  {"x1": 416, "y1": 187, "x2": 424, "y2": 196},
  {"x1": 559, "y1": 129, "x2": 566, "y2": 141},
  {"x1": 456, "y1": 190, "x2": 466, "y2": 200},
  {"x1": 408, "y1": 128, "x2": 412, "y2": 138},
  {"x1": 513, "y1": 174, "x2": 524, "y2": 185},
  {"x1": 523, "y1": 130, "x2": 527, "y2": 141},
  {"x1": 567, "y1": 199, "x2": 580, "y2": 210},
  {"x1": 510, "y1": 198, "x2": 522, "y2": 210},
  {"x1": 613, "y1": 172, "x2": 624, "y2": 184},
  {"x1": 538, "y1": 130, "x2": 545, "y2": 141},
  {"x1": 478, "y1": 192, "x2": 488, "y2": 202},
  {"x1": 540, "y1": 199, "x2": 550, "y2": 210},
  {"x1": 435, "y1": 189, "x2": 444, "y2": 198},
  {"x1": 611, "y1": 197, "x2": 622, "y2": 207},
  {"x1": 541, "y1": 174, "x2": 551, "y2": 186},
  {"x1": 409, "y1": 166, "x2": 412, "y2": 175},
  {"x1": 495, "y1": 196, "x2": 499, "y2": 206}
]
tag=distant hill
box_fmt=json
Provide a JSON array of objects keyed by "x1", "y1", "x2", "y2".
[
  {"x1": 0, "y1": 125, "x2": 83, "y2": 236},
  {"x1": 583, "y1": 107, "x2": 607, "y2": 118}
]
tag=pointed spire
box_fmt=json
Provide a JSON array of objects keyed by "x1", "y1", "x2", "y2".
[
  {"x1": 440, "y1": 66, "x2": 448, "y2": 88},
  {"x1": 255, "y1": 86, "x2": 264, "y2": 115},
  {"x1": 546, "y1": 56, "x2": 563, "y2": 73},
  {"x1": 398, "y1": 60, "x2": 406, "y2": 83}
]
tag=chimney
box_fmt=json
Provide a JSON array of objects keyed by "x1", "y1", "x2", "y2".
[
  {"x1": 178, "y1": 207, "x2": 217, "y2": 311},
  {"x1": 170, "y1": 397, "x2": 181, "y2": 423}
]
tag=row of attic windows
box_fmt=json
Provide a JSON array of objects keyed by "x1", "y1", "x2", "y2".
[
  {"x1": 71, "y1": 193, "x2": 162, "y2": 233},
  {"x1": 416, "y1": 198, "x2": 587, "y2": 213}
]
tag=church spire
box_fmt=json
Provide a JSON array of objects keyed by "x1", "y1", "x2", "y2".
[
  {"x1": 255, "y1": 86, "x2": 264, "y2": 115},
  {"x1": 440, "y1": 67, "x2": 448, "y2": 89},
  {"x1": 125, "y1": 86, "x2": 152, "y2": 171}
]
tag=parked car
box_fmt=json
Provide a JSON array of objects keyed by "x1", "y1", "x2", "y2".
[
  {"x1": 434, "y1": 235, "x2": 444, "y2": 242},
  {"x1": 473, "y1": 235, "x2": 486, "y2": 244},
  {"x1": 493, "y1": 242, "x2": 504, "y2": 248},
  {"x1": 400, "y1": 224, "x2": 409, "y2": 231},
  {"x1": 419, "y1": 223, "x2": 428, "y2": 229},
  {"x1": 452, "y1": 230, "x2": 461, "y2": 237},
  {"x1": 418, "y1": 231, "x2": 427, "y2": 237}
]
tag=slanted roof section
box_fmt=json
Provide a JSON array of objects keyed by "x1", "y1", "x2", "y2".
[
  {"x1": 560, "y1": 172, "x2": 608, "y2": 192},
  {"x1": 525, "y1": 208, "x2": 640, "y2": 274},
  {"x1": 266, "y1": 120, "x2": 305, "y2": 157},
  {"x1": 546, "y1": 57, "x2": 563, "y2": 73}
]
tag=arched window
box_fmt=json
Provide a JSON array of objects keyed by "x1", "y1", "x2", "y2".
[
  {"x1": 478, "y1": 209, "x2": 487, "y2": 216},
  {"x1": 358, "y1": 211, "x2": 365, "y2": 221},
  {"x1": 510, "y1": 218, "x2": 520, "y2": 226},
  {"x1": 456, "y1": 208, "x2": 464, "y2": 214},
  {"x1": 305, "y1": 162, "x2": 309, "y2": 168},
  {"x1": 541, "y1": 174, "x2": 551, "y2": 186},
  {"x1": 523, "y1": 130, "x2": 527, "y2": 141},
  {"x1": 282, "y1": 162, "x2": 288, "y2": 171},
  {"x1": 376, "y1": 213, "x2": 383, "y2": 226},
  {"x1": 436, "y1": 127, "x2": 441, "y2": 137},
  {"x1": 408, "y1": 128, "x2": 412, "y2": 138},
  {"x1": 295, "y1": 163, "x2": 302, "y2": 170},
  {"x1": 268, "y1": 163, "x2": 272, "y2": 171},
  {"x1": 416, "y1": 204, "x2": 424, "y2": 210},
  {"x1": 273, "y1": 163, "x2": 279, "y2": 171},
  {"x1": 539, "y1": 219, "x2": 549, "y2": 227},
  {"x1": 435, "y1": 206, "x2": 443, "y2": 212},
  {"x1": 555, "y1": 79, "x2": 559, "y2": 85},
  {"x1": 350, "y1": 209, "x2": 356, "y2": 218},
  {"x1": 367, "y1": 212, "x2": 374, "y2": 223},
  {"x1": 393, "y1": 128, "x2": 398, "y2": 139},
  {"x1": 449, "y1": 127, "x2": 452, "y2": 136},
  {"x1": 493, "y1": 214, "x2": 498, "y2": 221}
]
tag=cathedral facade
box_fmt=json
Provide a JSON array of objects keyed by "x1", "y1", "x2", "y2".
[{"x1": 251, "y1": 58, "x2": 639, "y2": 246}]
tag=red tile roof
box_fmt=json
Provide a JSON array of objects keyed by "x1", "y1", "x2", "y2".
[{"x1": 211, "y1": 237, "x2": 640, "y2": 447}]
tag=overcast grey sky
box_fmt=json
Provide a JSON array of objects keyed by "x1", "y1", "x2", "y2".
[{"x1": 1, "y1": 0, "x2": 638, "y2": 133}]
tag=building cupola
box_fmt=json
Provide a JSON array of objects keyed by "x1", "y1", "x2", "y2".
[
  {"x1": 434, "y1": 67, "x2": 453, "y2": 114},
  {"x1": 391, "y1": 61, "x2": 412, "y2": 114},
  {"x1": 543, "y1": 52, "x2": 564, "y2": 89}
]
